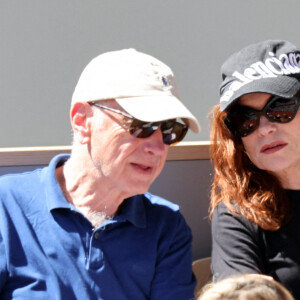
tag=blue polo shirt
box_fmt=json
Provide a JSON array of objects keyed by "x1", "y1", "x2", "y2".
[{"x1": 0, "y1": 154, "x2": 195, "y2": 299}]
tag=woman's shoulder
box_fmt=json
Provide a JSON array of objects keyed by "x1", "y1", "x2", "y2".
[
  {"x1": 212, "y1": 201, "x2": 261, "y2": 235},
  {"x1": 213, "y1": 200, "x2": 239, "y2": 217}
]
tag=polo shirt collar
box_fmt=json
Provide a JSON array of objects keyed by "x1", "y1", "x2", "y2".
[
  {"x1": 42, "y1": 154, "x2": 73, "y2": 211},
  {"x1": 116, "y1": 195, "x2": 147, "y2": 228}
]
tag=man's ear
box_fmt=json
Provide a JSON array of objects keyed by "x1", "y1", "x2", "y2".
[{"x1": 70, "y1": 102, "x2": 92, "y2": 144}]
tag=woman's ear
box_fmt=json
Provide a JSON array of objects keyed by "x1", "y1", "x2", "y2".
[{"x1": 70, "y1": 102, "x2": 93, "y2": 144}]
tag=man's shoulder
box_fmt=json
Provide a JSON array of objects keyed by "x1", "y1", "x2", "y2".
[
  {"x1": 140, "y1": 192, "x2": 186, "y2": 226},
  {"x1": 143, "y1": 192, "x2": 180, "y2": 212},
  {"x1": 0, "y1": 168, "x2": 44, "y2": 200},
  {"x1": 0, "y1": 168, "x2": 42, "y2": 185},
  {"x1": 0, "y1": 154, "x2": 68, "y2": 194},
  {"x1": 140, "y1": 192, "x2": 192, "y2": 249}
]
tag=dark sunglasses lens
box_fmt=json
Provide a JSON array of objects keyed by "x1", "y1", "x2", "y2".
[
  {"x1": 161, "y1": 120, "x2": 188, "y2": 145},
  {"x1": 266, "y1": 97, "x2": 298, "y2": 123},
  {"x1": 226, "y1": 107, "x2": 259, "y2": 137},
  {"x1": 129, "y1": 120, "x2": 159, "y2": 138},
  {"x1": 129, "y1": 119, "x2": 188, "y2": 145},
  {"x1": 225, "y1": 96, "x2": 300, "y2": 137}
]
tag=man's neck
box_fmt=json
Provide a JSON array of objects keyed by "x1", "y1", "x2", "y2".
[{"x1": 55, "y1": 159, "x2": 125, "y2": 227}]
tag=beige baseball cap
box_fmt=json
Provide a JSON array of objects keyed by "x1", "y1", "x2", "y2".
[{"x1": 72, "y1": 48, "x2": 200, "y2": 133}]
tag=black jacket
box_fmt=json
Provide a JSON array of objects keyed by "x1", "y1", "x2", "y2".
[{"x1": 211, "y1": 190, "x2": 300, "y2": 299}]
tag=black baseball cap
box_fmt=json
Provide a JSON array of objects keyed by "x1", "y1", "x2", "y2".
[{"x1": 219, "y1": 40, "x2": 300, "y2": 111}]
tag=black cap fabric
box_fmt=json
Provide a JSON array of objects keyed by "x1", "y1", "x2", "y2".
[{"x1": 220, "y1": 40, "x2": 300, "y2": 111}]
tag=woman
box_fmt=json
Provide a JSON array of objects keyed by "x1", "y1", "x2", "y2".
[
  {"x1": 210, "y1": 40, "x2": 300, "y2": 299},
  {"x1": 198, "y1": 274, "x2": 294, "y2": 300}
]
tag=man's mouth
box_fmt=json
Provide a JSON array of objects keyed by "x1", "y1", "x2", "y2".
[{"x1": 131, "y1": 163, "x2": 153, "y2": 173}]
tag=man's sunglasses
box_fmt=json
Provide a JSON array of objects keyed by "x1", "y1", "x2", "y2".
[
  {"x1": 89, "y1": 102, "x2": 189, "y2": 145},
  {"x1": 224, "y1": 95, "x2": 300, "y2": 137}
]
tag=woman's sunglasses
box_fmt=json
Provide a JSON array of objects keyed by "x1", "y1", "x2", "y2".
[
  {"x1": 89, "y1": 102, "x2": 189, "y2": 145},
  {"x1": 224, "y1": 95, "x2": 300, "y2": 137}
]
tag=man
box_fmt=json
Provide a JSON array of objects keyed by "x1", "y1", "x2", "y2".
[{"x1": 0, "y1": 49, "x2": 200, "y2": 299}]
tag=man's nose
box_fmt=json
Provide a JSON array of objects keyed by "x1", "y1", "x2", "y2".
[{"x1": 143, "y1": 128, "x2": 168, "y2": 154}]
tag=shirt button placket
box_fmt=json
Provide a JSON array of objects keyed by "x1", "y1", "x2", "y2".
[
  {"x1": 87, "y1": 230, "x2": 103, "y2": 270},
  {"x1": 94, "y1": 231, "x2": 99, "y2": 240}
]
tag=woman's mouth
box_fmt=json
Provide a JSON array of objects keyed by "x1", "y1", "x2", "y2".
[{"x1": 260, "y1": 141, "x2": 287, "y2": 153}]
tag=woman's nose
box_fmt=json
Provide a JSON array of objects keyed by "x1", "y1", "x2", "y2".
[{"x1": 257, "y1": 115, "x2": 277, "y2": 137}]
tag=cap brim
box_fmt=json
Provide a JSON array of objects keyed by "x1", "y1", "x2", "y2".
[
  {"x1": 221, "y1": 76, "x2": 300, "y2": 111},
  {"x1": 115, "y1": 96, "x2": 201, "y2": 133}
]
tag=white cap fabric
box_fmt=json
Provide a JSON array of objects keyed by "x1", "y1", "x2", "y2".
[{"x1": 72, "y1": 49, "x2": 200, "y2": 133}]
